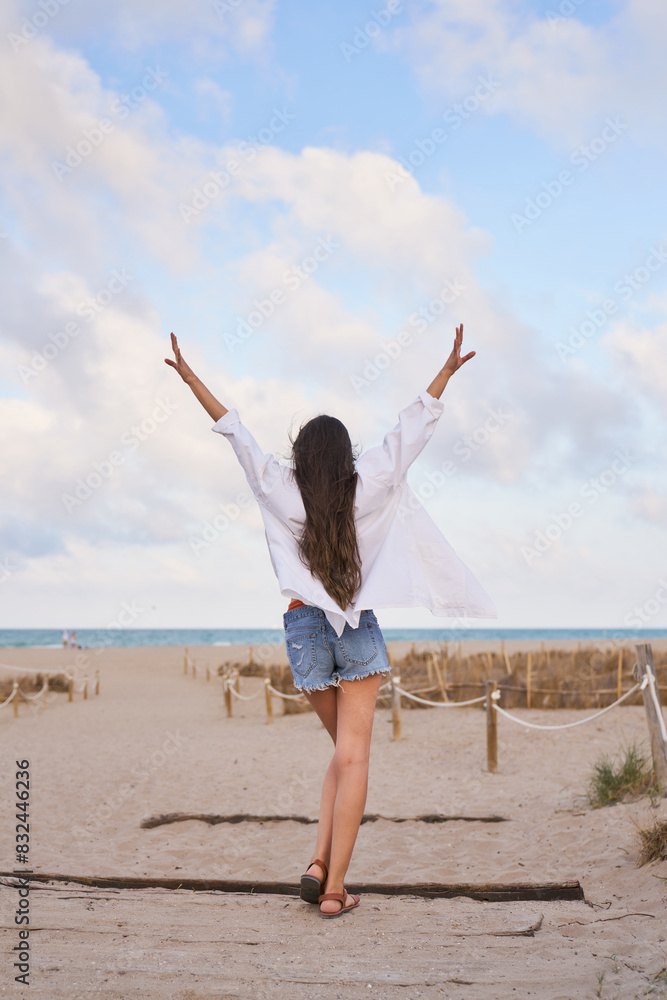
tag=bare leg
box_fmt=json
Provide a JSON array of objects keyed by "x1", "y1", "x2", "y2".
[
  {"x1": 304, "y1": 673, "x2": 383, "y2": 913},
  {"x1": 302, "y1": 686, "x2": 338, "y2": 886}
]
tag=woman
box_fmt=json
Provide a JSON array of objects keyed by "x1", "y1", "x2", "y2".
[{"x1": 165, "y1": 325, "x2": 496, "y2": 917}]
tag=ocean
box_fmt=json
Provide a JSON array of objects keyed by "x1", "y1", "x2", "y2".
[{"x1": 1, "y1": 628, "x2": 666, "y2": 649}]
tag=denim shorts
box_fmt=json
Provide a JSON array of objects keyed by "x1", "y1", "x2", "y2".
[{"x1": 282, "y1": 606, "x2": 391, "y2": 692}]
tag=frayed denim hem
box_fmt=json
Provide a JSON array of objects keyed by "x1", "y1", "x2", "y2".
[{"x1": 294, "y1": 665, "x2": 391, "y2": 694}]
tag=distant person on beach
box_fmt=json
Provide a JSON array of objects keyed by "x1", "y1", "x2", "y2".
[
  {"x1": 62, "y1": 629, "x2": 69, "y2": 648},
  {"x1": 166, "y1": 325, "x2": 496, "y2": 917}
]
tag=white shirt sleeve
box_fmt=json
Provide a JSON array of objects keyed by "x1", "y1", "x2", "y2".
[
  {"x1": 211, "y1": 409, "x2": 282, "y2": 500},
  {"x1": 356, "y1": 391, "x2": 445, "y2": 488}
]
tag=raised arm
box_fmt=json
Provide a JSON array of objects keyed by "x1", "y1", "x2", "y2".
[
  {"x1": 426, "y1": 323, "x2": 475, "y2": 399},
  {"x1": 164, "y1": 333, "x2": 228, "y2": 422}
]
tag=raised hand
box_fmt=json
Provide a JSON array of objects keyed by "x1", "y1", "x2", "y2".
[
  {"x1": 442, "y1": 323, "x2": 475, "y2": 377},
  {"x1": 164, "y1": 332, "x2": 196, "y2": 384},
  {"x1": 164, "y1": 333, "x2": 228, "y2": 421},
  {"x1": 426, "y1": 323, "x2": 475, "y2": 399}
]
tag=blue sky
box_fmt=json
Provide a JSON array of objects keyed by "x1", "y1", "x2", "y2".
[{"x1": 1, "y1": 0, "x2": 666, "y2": 630}]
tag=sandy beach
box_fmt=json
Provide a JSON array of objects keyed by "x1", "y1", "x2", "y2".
[{"x1": 1, "y1": 641, "x2": 666, "y2": 999}]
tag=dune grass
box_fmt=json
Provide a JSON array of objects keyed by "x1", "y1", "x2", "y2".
[{"x1": 587, "y1": 740, "x2": 657, "y2": 808}]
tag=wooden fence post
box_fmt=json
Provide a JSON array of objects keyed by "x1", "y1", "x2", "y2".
[
  {"x1": 387, "y1": 650, "x2": 402, "y2": 741},
  {"x1": 634, "y1": 644, "x2": 667, "y2": 791},
  {"x1": 223, "y1": 677, "x2": 233, "y2": 718},
  {"x1": 83, "y1": 676, "x2": 88, "y2": 700},
  {"x1": 95, "y1": 670, "x2": 100, "y2": 695},
  {"x1": 503, "y1": 645, "x2": 512, "y2": 675},
  {"x1": 486, "y1": 680, "x2": 498, "y2": 774},
  {"x1": 391, "y1": 675, "x2": 402, "y2": 742},
  {"x1": 13, "y1": 682, "x2": 19, "y2": 718},
  {"x1": 431, "y1": 652, "x2": 449, "y2": 702},
  {"x1": 184, "y1": 647, "x2": 189, "y2": 675},
  {"x1": 68, "y1": 675, "x2": 74, "y2": 702},
  {"x1": 617, "y1": 648, "x2": 623, "y2": 701},
  {"x1": 264, "y1": 677, "x2": 273, "y2": 724},
  {"x1": 526, "y1": 652, "x2": 532, "y2": 710}
]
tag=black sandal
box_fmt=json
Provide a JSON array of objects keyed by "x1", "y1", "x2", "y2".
[{"x1": 300, "y1": 858, "x2": 328, "y2": 903}]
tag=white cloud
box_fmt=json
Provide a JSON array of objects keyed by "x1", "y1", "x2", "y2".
[
  {"x1": 601, "y1": 318, "x2": 667, "y2": 416},
  {"x1": 390, "y1": 0, "x2": 667, "y2": 148},
  {"x1": 0, "y1": 3, "x2": 661, "y2": 628},
  {"x1": 629, "y1": 486, "x2": 667, "y2": 526},
  {"x1": 193, "y1": 78, "x2": 234, "y2": 123},
  {"x1": 8, "y1": 0, "x2": 277, "y2": 58}
]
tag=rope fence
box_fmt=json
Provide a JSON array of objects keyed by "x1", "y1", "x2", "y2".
[
  {"x1": 490, "y1": 681, "x2": 643, "y2": 731},
  {"x1": 0, "y1": 663, "x2": 69, "y2": 675},
  {"x1": 482, "y1": 645, "x2": 667, "y2": 779},
  {"x1": 0, "y1": 666, "x2": 100, "y2": 718},
  {"x1": 183, "y1": 642, "x2": 667, "y2": 785},
  {"x1": 394, "y1": 684, "x2": 485, "y2": 708}
]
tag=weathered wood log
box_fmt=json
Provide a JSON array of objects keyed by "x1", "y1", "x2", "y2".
[
  {"x1": 0, "y1": 871, "x2": 584, "y2": 901},
  {"x1": 139, "y1": 811, "x2": 509, "y2": 829}
]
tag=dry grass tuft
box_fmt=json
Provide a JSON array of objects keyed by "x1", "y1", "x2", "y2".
[
  {"x1": 636, "y1": 816, "x2": 667, "y2": 867},
  {"x1": 587, "y1": 741, "x2": 657, "y2": 808}
]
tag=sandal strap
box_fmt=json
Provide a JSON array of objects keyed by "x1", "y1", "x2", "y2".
[
  {"x1": 308, "y1": 858, "x2": 328, "y2": 881},
  {"x1": 318, "y1": 892, "x2": 344, "y2": 904}
]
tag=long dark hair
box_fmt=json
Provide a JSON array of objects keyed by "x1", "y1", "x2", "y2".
[{"x1": 290, "y1": 414, "x2": 362, "y2": 610}]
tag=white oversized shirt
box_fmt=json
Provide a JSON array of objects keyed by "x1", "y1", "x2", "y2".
[{"x1": 212, "y1": 390, "x2": 497, "y2": 636}]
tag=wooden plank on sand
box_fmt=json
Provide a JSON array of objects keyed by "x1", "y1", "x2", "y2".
[
  {"x1": 0, "y1": 872, "x2": 585, "y2": 902},
  {"x1": 139, "y1": 811, "x2": 510, "y2": 828}
]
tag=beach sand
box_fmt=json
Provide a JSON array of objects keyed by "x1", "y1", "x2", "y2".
[{"x1": 1, "y1": 642, "x2": 666, "y2": 999}]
